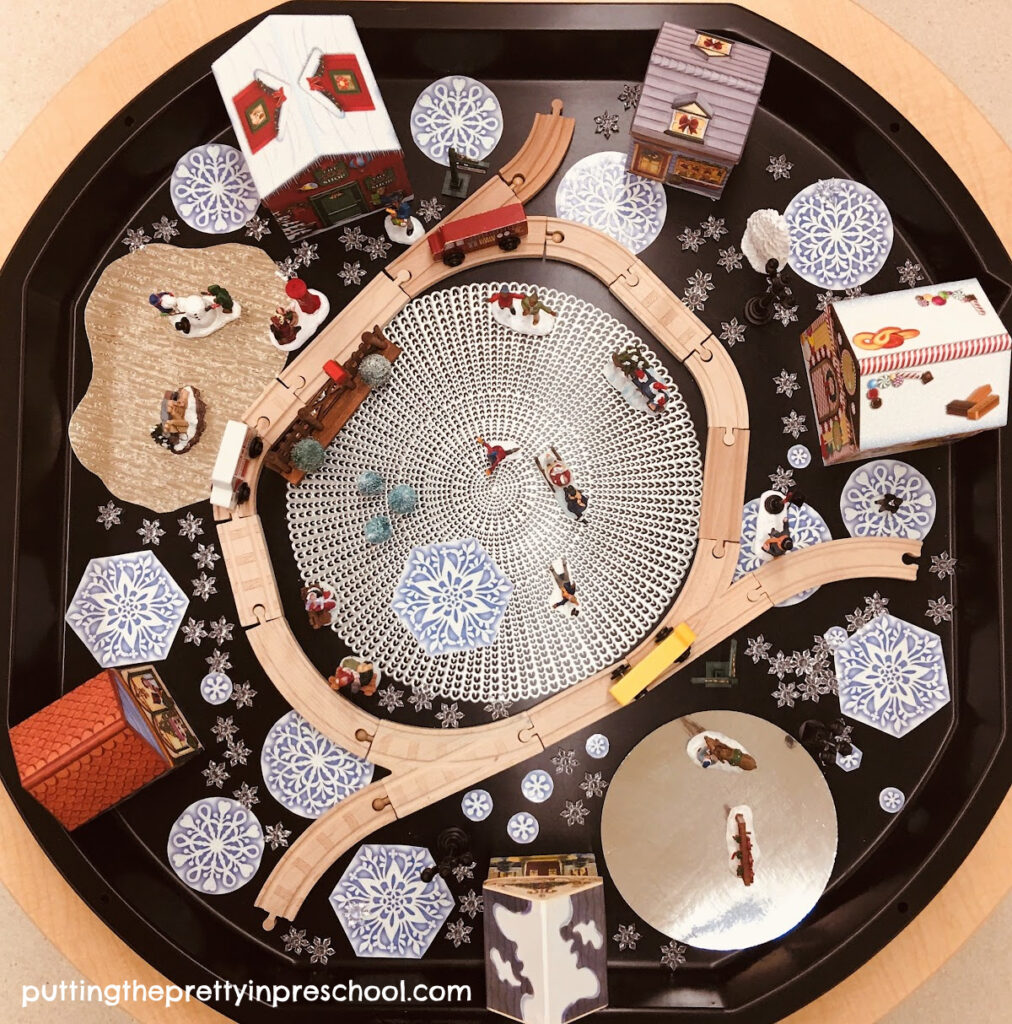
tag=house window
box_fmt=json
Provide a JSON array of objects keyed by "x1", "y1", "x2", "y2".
[
  {"x1": 667, "y1": 100, "x2": 710, "y2": 142},
  {"x1": 304, "y1": 53, "x2": 375, "y2": 113},
  {"x1": 693, "y1": 33, "x2": 733, "y2": 57},
  {"x1": 630, "y1": 145, "x2": 669, "y2": 180},
  {"x1": 672, "y1": 156, "x2": 728, "y2": 186}
]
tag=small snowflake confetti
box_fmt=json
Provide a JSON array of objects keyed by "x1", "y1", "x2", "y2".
[
  {"x1": 614, "y1": 923, "x2": 641, "y2": 950},
  {"x1": 580, "y1": 771, "x2": 608, "y2": 799},
  {"x1": 766, "y1": 154, "x2": 793, "y2": 180},
  {"x1": 687, "y1": 269, "x2": 714, "y2": 293},
  {"x1": 308, "y1": 937, "x2": 334, "y2": 965},
  {"x1": 436, "y1": 702, "x2": 463, "y2": 728},
  {"x1": 771, "y1": 680, "x2": 799, "y2": 708},
  {"x1": 561, "y1": 799, "x2": 590, "y2": 826},
  {"x1": 791, "y1": 649, "x2": 814, "y2": 675},
  {"x1": 182, "y1": 618, "x2": 207, "y2": 646},
  {"x1": 768, "y1": 465, "x2": 796, "y2": 492},
  {"x1": 136, "y1": 519, "x2": 165, "y2": 545},
  {"x1": 717, "y1": 245, "x2": 743, "y2": 273},
  {"x1": 205, "y1": 649, "x2": 231, "y2": 675},
  {"x1": 191, "y1": 572, "x2": 217, "y2": 601},
  {"x1": 363, "y1": 235, "x2": 392, "y2": 261},
  {"x1": 768, "y1": 651, "x2": 792, "y2": 680},
  {"x1": 338, "y1": 260, "x2": 366, "y2": 287},
  {"x1": 232, "y1": 681, "x2": 257, "y2": 709},
  {"x1": 593, "y1": 110, "x2": 620, "y2": 140},
  {"x1": 418, "y1": 197, "x2": 444, "y2": 223},
  {"x1": 275, "y1": 256, "x2": 300, "y2": 279},
  {"x1": 552, "y1": 748, "x2": 579, "y2": 775},
  {"x1": 745, "y1": 634, "x2": 772, "y2": 663},
  {"x1": 660, "y1": 941, "x2": 687, "y2": 971},
  {"x1": 452, "y1": 861, "x2": 476, "y2": 882},
  {"x1": 811, "y1": 634, "x2": 833, "y2": 660},
  {"x1": 897, "y1": 259, "x2": 925, "y2": 286},
  {"x1": 445, "y1": 919, "x2": 472, "y2": 947},
  {"x1": 294, "y1": 240, "x2": 319, "y2": 266},
  {"x1": 244, "y1": 214, "x2": 271, "y2": 240},
  {"x1": 781, "y1": 410, "x2": 808, "y2": 438},
  {"x1": 925, "y1": 596, "x2": 954, "y2": 624},
  {"x1": 96, "y1": 501, "x2": 122, "y2": 530},
  {"x1": 929, "y1": 552, "x2": 957, "y2": 579},
  {"x1": 797, "y1": 676, "x2": 822, "y2": 703},
  {"x1": 458, "y1": 889, "x2": 484, "y2": 919},
  {"x1": 282, "y1": 926, "x2": 309, "y2": 954},
  {"x1": 617, "y1": 82, "x2": 642, "y2": 110},
  {"x1": 377, "y1": 685, "x2": 404, "y2": 713},
  {"x1": 151, "y1": 215, "x2": 179, "y2": 242},
  {"x1": 846, "y1": 607, "x2": 873, "y2": 632},
  {"x1": 844, "y1": 285, "x2": 864, "y2": 299},
  {"x1": 484, "y1": 701, "x2": 511, "y2": 720},
  {"x1": 773, "y1": 302, "x2": 799, "y2": 326},
  {"x1": 224, "y1": 738, "x2": 252, "y2": 767},
  {"x1": 719, "y1": 317, "x2": 747, "y2": 347},
  {"x1": 816, "y1": 290, "x2": 836, "y2": 312},
  {"x1": 211, "y1": 716, "x2": 239, "y2": 744},
  {"x1": 678, "y1": 227, "x2": 703, "y2": 252},
  {"x1": 202, "y1": 760, "x2": 230, "y2": 789},
  {"x1": 192, "y1": 543, "x2": 220, "y2": 569},
  {"x1": 122, "y1": 227, "x2": 150, "y2": 252},
  {"x1": 339, "y1": 225, "x2": 366, "y2": 250},
  {"x1": 864, "y1": 591, "x2": 890, "y2": 616},
  {"x1": 208, "y1": 617, "x2": 234, "y2": 644},
  {"x1": 265, "y1": 823, "x2": 292, "y2": 851},
  {"x1": 682, "y1": 285, "x2": 708, "y2": 312},
  {"x1": 696, "y1": 217, "x2": 726, "y2": 243},
  {"x1": 773, "y1": 370, "x2": 800, "y2": 397},
  {"x1": 232, "y1": 782, "x2": 259, "y2": 809},
  {"x1": 177, "y1": 511, "x2": 203, "y2": 540},
  {"x1": 409, "y1": 687, "x2": 434, "y2": 713}
]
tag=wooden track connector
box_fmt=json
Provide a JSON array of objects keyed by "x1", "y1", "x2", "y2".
[
  {"x1": 385, "y1": 265, "x2": 413, "y2": 293},
  {"x1": 263, "y1": 914, "x2": 277, "y2": 933}
]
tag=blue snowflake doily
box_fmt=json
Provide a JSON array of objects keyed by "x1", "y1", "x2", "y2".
[
  {"x1": 839, "y1": 459, "x2": 937, "y2": 540},
  {"x1": 410, "y1": 76, "x2": 503, "y2": 165},
  {"x1": 167, "y1": 797, "x2": 264, "y2": 894},
  {"x1": 170, "y1": 144, "x2": 260, "y2": 234},
  {"x1": 461, "y1": 789, "x2": 493, "y2": 822}
]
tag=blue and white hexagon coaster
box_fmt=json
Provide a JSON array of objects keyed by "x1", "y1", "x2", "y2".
[
  {"x1": 329, "y1": 844, "x2": 454, "y2": 958},
  {"x1": 65, "y1": 551, "x2": 188, "y2": 667},
  {"x1": 785, "y1": 178, "x2": 893, "y2": 290},
  {"x1": 200, "y1": 671, "x2": 233, "y2": 705},
  {"x1": 555, "y1": 151, "x2": 667, "y2": 254},
  {"x1": 839, "y1": 459, "x2": 937, "y2": 540},
  {"x1": 732, "y1": 499, "x2": 831, "y2": 606},
  {"x1": 392, "y1": 538, "x2": 513, "y2": 656},
  {"x1": 261, "y1": 710, "x2": 374, "y2": 818},
  {"x1": 167, "y1": 797, "x2": 264, "y2": 894},
  {"x1": 170, "y1": 144, "x2": 260, "y2": 234},
  {"x1": 521, "y1": 769, "x2": 554, "y2": 804},
  {"x1": 585, "y1": 733, "x2": 610, "y2": 759},
  {"x1": 879, "y1": 786, "x2": 906, "y2": 813},
  {"x1": 835, "y1": 613, "x2": 949, "y2": 737},
  {"x1": 461, "y1": 788, "x2": 493, "y2": 822},
  {"x1": 410, "y1": 76, "x2": 503, "y2": 165},
  {"x1": 507, "y1": 811, "x2": 539, "y2": 844}
]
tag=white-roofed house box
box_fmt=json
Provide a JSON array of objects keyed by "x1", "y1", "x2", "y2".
[
  {"x1": 799, "y1": 279, "x2": 1011, "y2": 465},
  {"x1": 627, "y1": 26, "x2": 770, "y2": 199},
  {"x1": 212, "y1": 15, "x2": 412, "y2": 241}
]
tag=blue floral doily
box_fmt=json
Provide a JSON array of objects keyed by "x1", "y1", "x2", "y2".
[
  {"x1": 410, "y1": 76, "x2": 503, "y2": 166},
  {"x1": 785, "y1": 178, "x2": 893, "y2": 289},
  {"x1": 839, "y1": 459, "x2": 936, "y2": 540},
  {"x1": 170, "y1": 144, "x2": 260, "y2": 234},
  {"x1": 167, "y1": 797, "x2": 264, "y2": 894},
  {"x1": 65, "y1": 550, "x2": 188, "y2": 667},
  {"x1": 329, "y1": 844, "x2": 454, "y2": 958},
  {"x1": 392, "y1": 538, "x2": 513, "y2": 656},
  {"x1": 260, "y1": 710, "x2": 374, "y2": 819},
  {"x1": 555, "y1": 151, "x2": 667, "y2": 254},
  {"x1": 835, "y1": 612, "x2": 949, "y2": 737},
  {"x1": 733, "y1": 499, "x2": 832, "y2": 606}
]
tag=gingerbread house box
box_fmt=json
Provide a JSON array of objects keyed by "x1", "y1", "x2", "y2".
[
  {"x1": 212, "y1": 15, "x2": 412, "y2": 241},
  {"x1": 627, "y1": 25, "x2": 770, "y2": 199},
  {"x1": 801, "y1": 279, "x2": 1011, "y2": 465},
  {"x1": 9, "y1": 666, "x2": 201, "y2": 830},
  {"x1": 483, "y1": 854, "x2": 607, "y2": 1024}
]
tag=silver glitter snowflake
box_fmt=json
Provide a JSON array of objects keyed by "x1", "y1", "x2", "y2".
[
  {"x1": 378, "y1": 685, "x2": 405, "y2": 713},
  {"x1": 768, "y1": 465, "x2": 796, "y2": 491},
  {"x1": 844, "y1": 285, "x2": 864, "y2": 299},
  {"x1": 717, "y1": 246, "x2": 743, "y2": 272},
  {"x1": 193, "y1": 543, "x2": 220, "y2": 569},
  {"x1": 265, "y1": 823, "x2": 291, "y2": 851},
  {"x1": 768, "y1": 651, "x2": 791, "y2": 680},
  {"x1": 137, "y1": 519, "x2": 164, "y2": 545},
  {"x1": 772, "y1": 373, "x2": 800, "y2": 401},
  {"x1": 593, "y1": 110, "x2": 620, "y2": 140},
  {"x1": 458, "y1": 889, "x2": 484, "y2": 919},
  {"x1": 561, "y1": 799, "x2": 590, "y2": 826},
  {"x1": 309, "y1": 937, "x2": 334, "y2": 965},
  {"x1": 151, "y1": 216, "x2": 179, "y2": 241},
  {"x1": 678, "y1": 227, "x2": 703, "y2": 252},
  {"x1": 232, "y1": 782, "x2": 259, "y2": 809},
  {"x1": 363, "y1": 235, "x2": 392, "y2": 261},
  {"x1": 719, "y1": 317, "x2": 747, "y2": 347},
  {"x1": 846, "y1": 606, "x2": 873, "y2": 632},
  {"x1": 452, "y1": 861, "x2": 476, "y2": 882},
  {"x1": 687, "y1": 269, "x2": 714, "y2": 293},
  {"x1": 244, "y1": 214, "x2": 271, "y2": 240},
  {"x1": 660, "y1": 941, "x2": 687, "y2": 971},
  {"x1": 294, "y1": 240, "x2": 319, "y2": 266},
  {"x1": 96, "y1": 501, "x2": 122, "y2": 530},
  {"x1": 232, "y1": 681, "x2": 257, "y2": 709},
  {"x1": 699, "y1": 216, "x2": 727, "y2": 241},
  {"x1": 202, "y1": 760, "x2": 230, "y2": 788},
  {"x1": 445, "y1": 919, "x2": 473, "y2": 947},
  {"x1": 897, "y1": 259, "x2": 925, "y2": 286},
  {"x1": 208, "y1": 617, "x2": 234, "y2": 644},
  {"x1": 211, "y1": 716, "x2": 239, "y2": 744},
  {"x1": 579, "y1": 771, "x2": 608, "y2": 798},
  {"x1": 771, "y1": 680, "x2": 798, "y2": 708},
  {"x1": 177, "y1": 512, "x2": 203, "y2": 540},
  {"x1": 614, "y1": 923, "x2": 641, "y2": 950},
  {"x1": 484, "y1": 701, "x2": 510, "y2": 720},
  {"x1": 436, "y1": 702, "x2": 463, "y2": 728},
  {"x1": 791, "y1": 649, "x2": 814, "y2": 675},
  {"x1": 339, "y1": 226, "x2": 366, "y2": 251},
  {"x1": 797, "y1": 676, "x2": 822, "y2": 702},
  {"x1": 339, "y1": 260, "x2": 366, "y2": 287},
  {"x1": 929, "y1": 552, "x2": 957, "y2": 579},
  {"x1": 773, "y1": 302, "x2": 799, "y2": 326},
  {"x1": 617, "y1": 82, "x2": 642, "y2": 110},
  {"x1": 864, "y1": 591, "x2": 890, "y2": 616},
  {"x1": 191, "y1": 572, "x2": 217, "y2": 601},
  {"x1": 224, "y1": 738, "x2": 252, "y2": 767},
  {"x1": 682, "y1": 286, "x2": 707, "y2": 311},
  {"x1": 206, "y1": 648, "x2": 231, "y2": 673},
  {"x1": 766, "y1": 154, "x2": 793, "y2": 180},
  {"x1": 182, "y1": 618, "x2": 207, "y2": 646},
  {"x1": 552, "y1": 748, "x2": 579, "y2": 774},
  {"x1": 745, "y1": 634, "x2": 772, "y2": 663},
  {"x1": 282, "y1": 926, "x2": 309, "y2": 954},
  {"x1": 925, "y1": 596, "x2": 954, "y2": 624},
  {"x1": 122, "y1": 227, "x2": 150, "y2": 251},
  {"x1": 275, "y1": 256, "x2": 300, "y2": 279},
  {"x1": 409, "y1": 687, "x2": 434, "y2": 713},
  {"x1": 781, "y1": 410, "x2": 808, "y2": 438},
  {"x1": 418, "y1": 197, "x2": 445, "y2": 223},
  {"x1": 816, "y1": 290, "x2": 836, "y2": 312}
]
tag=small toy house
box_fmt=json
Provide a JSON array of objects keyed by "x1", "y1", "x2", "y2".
[
  {"x1": 484, "y1": 854, "x2": 607, "y2": 1024},
  {"x1": 627, "y1": 25, "x2": 770, "y2": 198},
  {"x1": 212, "y1": 15, "x2": 412, "y2": 241},
  {"x1": 800, "y1": 278, "x2": 1011, "y2": 465},
  {"x1": 10, "y1": 666, "x2": 201, "y2": 830}
]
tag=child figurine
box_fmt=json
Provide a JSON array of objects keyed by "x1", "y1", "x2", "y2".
[
  {"x1": 149, "y1": 286, "x2": 241, "y2": 339},
  {"x1": 384, "y1": 196, "x2": 423, "y2": 245},
  {"x1": 549, "y1": 558, "x2": 580, "y2": 617},
  {"x1": 327, "y1": 656, "x2": 381, "y2": 697},
  {"x1": 477, "y1": 436, "x2": 520, "y2": 477},
  {"x1": 520, "y1": 288, "x2": 556, "y2": 326},
  {"x1": 607, "y1": 345, "x2": 669, "y2": 412},
  {"x1": 536, "y1": 448, "x2": 589, "y2": 520},
  {"x1": 301, "y1": 583, "x2": 337, "y2": 629},
  {"x1": 487, "y1": 284, "x2": 525, "y2": 314},
  {"x1": 267, "y1": 277, "x2": 329, "y2": 352},
  {"x1": 270, "y1": 306, "x2": 301, "y2": 347},
  {"x1": 487, "y1": 284, "x2": 558, "y2": 337}
]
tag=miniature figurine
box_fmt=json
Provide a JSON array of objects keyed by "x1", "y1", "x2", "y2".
[
  {"x1": 799, "y1": 718, "x2": 854, "y2": 769},
  {"x1": 268, "y1": 277, "x2": 329, "y2": 352},
  {"x1": 149, "y1": 286, "x2": 241, "y2": 339},
  {"x1": 487, "y1": 284, "x2": 526, "y2": 314},
  {"x1": 327, "y1": 655, "x2": 381, "y2": 697},
  {"x1": 549, "y1": 558, "x2": 580, "y2": 617},
  {"x1": 270, "y1": 306, "x2": 301, "y2": 347},
  {"x1": 536, "y1": 447, "x2": 588, "y2": 520},
  {"x1": 384, "y1": 195, "x2": 423, "y2": 245},
  {"x1": 728, "y1": 808, "x2": 757, "y2": 886},
  {"x1": 744, "y1": 258, "x2": 791, "y2": 326},
  {"x1": 419, "y1": 827, "x2": 473, "y2": 883},
  {"x1": 520, "y1": 289, "x2": 556, "y2": 326},
  {"x1": 301, "y1": 582, "x2": 337, "y2": 629},
  {"x1": 443, "y1": 146, "x2": 489, "y2": 198},
  {"x1": 699, "y1": 735, "x2": 757, "y2": 771},
  {"x1": 606, "y1": 344, "x2": 670, "y2": 411},
  {"x1": 690, "y1": 639, "x2": 738, "y2": 687},
  {"x1": 151, "y1": 385, "x2": 206, "y2": 455},
  {"x1": 486, "y1": 283, "x2": 558, "y2": 336},
  {"x1": 753, "y1": 487, "x2": 804, "y2": 560},
  {"x1": 477, "y1": 436, "x2": 520, "y2": 477}
]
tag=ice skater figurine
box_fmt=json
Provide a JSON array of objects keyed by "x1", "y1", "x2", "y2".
[
  {"x1": 477, "y1": 436, "x2": 519, "y2": 476},
  {"x1": 520, "y1": 288, "x2": 556, "y2": 326},
  {"x1": 385, "y1": 197, "x2": 416, "y2": 236},
  {"x1": 327, "y1": 656, "x2": 380, "y2": 697},
  {"x1": 550, "y1": 558, "x2": 580, "y2": 616},
  {"x1": 487, "y1": 284, "x2": 525, "y2": 313}
]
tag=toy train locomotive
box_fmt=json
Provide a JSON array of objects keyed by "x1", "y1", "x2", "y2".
[{"x1": 428, "y1": 203, "x2": 527, "y2": 267}]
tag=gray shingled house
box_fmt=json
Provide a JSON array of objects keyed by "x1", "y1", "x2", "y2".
[{"x1": 627, "y1": 25, "x2": 771, "y2": 198}]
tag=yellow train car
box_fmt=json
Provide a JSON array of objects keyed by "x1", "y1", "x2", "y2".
[{"x1": 609, "y1": 622, "x2": 696, "y2": 705}]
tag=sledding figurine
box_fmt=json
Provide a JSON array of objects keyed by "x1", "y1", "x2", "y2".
[
  {"x1": 753, "y1": 487, "x2": 805, "y2": 561},
  {"x1": 268, "y1": 277, "x2": 330, "y2": 352},
  {"x1": 549, "y1": 558, "x2": 580, "y2": 617},
  {"x1": 301, "y1": 582, "x2": 337, "y2": 629},
  {"x1": 148, "y1": 284, "x2": 241, "y2": 339},
  {"x1": 727, "y1": 807, "x2": 758, "y2": 887},
  {"x1": 699, "y1": 735, "x2": 757, "y2": 771},
  {"x1": 477, "y1": 436, "x2": 520, "y2": 477},
  {"x1": 151, "y1": 384, "x2": 206, "y2": 455},
  {"x1": 327, "y1": 655, "x2": 381, "y2": 697},
  {"x1": 487, "y1": 284, "x2": 558, "y2": 337},
  {"x1": 383, "y1": 194, "x2": 422, "y2": 245},
  {"x1": 536, "y1": 447, "x2": 588, "y2": 520},
  {"x1": 605, "y1": 343, "x2": 671, "y2": 412}
]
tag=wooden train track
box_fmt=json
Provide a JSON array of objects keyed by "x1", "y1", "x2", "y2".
[{"x1": 210, "y1": 98, "x2": 924, "y2": 929}]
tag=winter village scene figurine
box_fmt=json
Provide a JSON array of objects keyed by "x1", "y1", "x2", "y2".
[
  {"x1": 327, "y1": 655, "x2": 380, "y2": 697},
  {"x1": 536, "y1": 447, "x2": 589, "y2": 520},
  {"x1": 752, "y1": 487, "x2": 804, "y2": 559},
  {"x1": 727, "y1": 807, "x2": 758, "y2": 886},
  {"x1": 300, "y1": 581, "x2": 337, "y2": 628},
  {"x1": 148, "y1": 284, "x2": 241, "y2": 338},
  {"x1": 549, "y1": 557, "x2": 581, "y2": 618},
  {"x1": 486, "y1": 284, "x2": 558, "y2": 336},
  {"x1": 268, "y1": 276, "x2": 330, "y2": 351},
  {"x1": 151, "y1": 385, "x2": 206, "y2": 454},
  {"x1": 477, "y1": 436, "x2": 520, "y2": 477},
  {"x1": 384, "y1": 194, "x2": 422, "y2": 245},
  {"x1": 605, "y1": 343, "x2": 671, "y2": 411},
  {"x1": 687, "y1": 728, "x2": 758, "y2": 772}
]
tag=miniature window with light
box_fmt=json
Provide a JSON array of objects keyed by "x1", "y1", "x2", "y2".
[
  {"x1": 667, "y1": 98, "x2": 711, "y2": 142},
  {"x1": 693, "y1": 33, "x2": 734, "y2": 57}
]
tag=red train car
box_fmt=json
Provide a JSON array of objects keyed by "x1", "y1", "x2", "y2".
[{"x1": 427, "y1": 203, "x2": 527, "y2": 267}]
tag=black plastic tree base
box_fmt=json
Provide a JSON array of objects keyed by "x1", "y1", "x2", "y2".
[{"x1": 744, "y1": 295, "x2": 774, "y2": 325}]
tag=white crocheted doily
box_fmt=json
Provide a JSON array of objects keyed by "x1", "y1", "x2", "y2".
[{"x1": 286, "y1": 282, "x2": 702, "y2": 704}]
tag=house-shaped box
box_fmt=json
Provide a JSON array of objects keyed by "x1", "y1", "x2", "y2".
[
  {"x1": 9, "y1": 666, "x2": 201, "y2": 830},
  {"x1": 212, "y1": 15, "x2": 412, "y2": 241},
  {"x1": 627, "y1": 25, "x2": 770, "y2": 198},
  {"x1": 800, "y1": 279, "x2": 1011, "y2": 465}
]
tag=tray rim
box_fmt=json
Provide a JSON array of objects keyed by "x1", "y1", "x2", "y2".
[{"x1": 0, "y1": 2, "x2": 1009, "y2": 1024}]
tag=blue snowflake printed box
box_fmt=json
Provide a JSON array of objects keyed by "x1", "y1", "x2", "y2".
[
  {"x1": 483, "y1": 854, "x2": 607, "y2": 1024},
  {"x1": 800, "y1": 279, "x2": 1011, "y2": 464}
]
